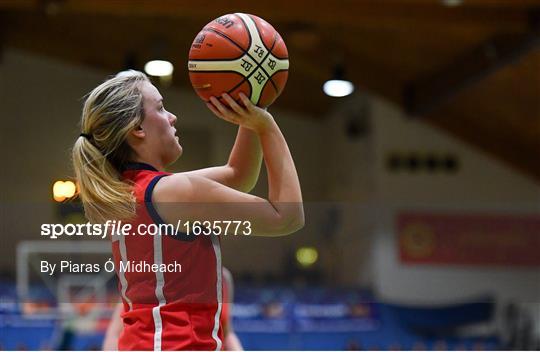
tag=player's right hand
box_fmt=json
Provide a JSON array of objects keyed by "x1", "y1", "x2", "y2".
[{"x1": 206, "y1": 93, "x2": 275, "y2": 134}]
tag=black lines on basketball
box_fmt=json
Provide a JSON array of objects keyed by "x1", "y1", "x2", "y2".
[
  {"x1": 254, "y1": 36, "x2": 277, "y2": 83},
  {"x1": 266, "y1": 33, "x2": 280, "y2": 93},
  {"x1": 249, "y1": 14, "x2": 272, "y2": 53},
  {"x1": 227, "y1": 77, "x2": 249, "y2": 96},
  {"x1": 237, "y1": 15, "x2": 252, "y2": 48},
  {"x1": 188, "y1": 13, "x2": 289, "y2": 108},
  {"x1": 204, "y1": 28, "x2": 249, "y2": 57},
  {"x1": 270, "y1": 35, "x2": 288, "y2": 60}
]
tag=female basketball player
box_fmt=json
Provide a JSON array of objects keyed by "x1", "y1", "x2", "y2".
[{"x1": 72, "y1": 70, "x2": 303, "y2": 350}]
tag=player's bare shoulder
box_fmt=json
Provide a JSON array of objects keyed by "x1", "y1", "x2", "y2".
[{"x1": 152, "y1": 173, "x2": 195, "y2": 203}]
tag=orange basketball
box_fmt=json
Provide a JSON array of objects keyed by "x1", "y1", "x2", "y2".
[{"x1": 188, "y1": 13, "x2": 289, "y2": 108}]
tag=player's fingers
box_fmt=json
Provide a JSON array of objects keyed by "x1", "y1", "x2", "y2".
[
  {"x1": 207, "y1": 102, "x2": 239, "y2": 125},
  {"x1": 238, "y1": 93, "x2": 256, "y2": 113},
  {"x1": 206, "y1": 102, "x2": 224, "y2": 118},
  {"x1": 210, "y1": 96, "x2": 234, "y2": 117},
  {"x1": 221, "y1": 93, "x2": 245, "y2": 115}
]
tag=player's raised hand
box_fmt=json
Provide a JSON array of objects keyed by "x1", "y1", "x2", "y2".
[{"x1": 206, "y1": 93, "x2": 274, "y2": 133}]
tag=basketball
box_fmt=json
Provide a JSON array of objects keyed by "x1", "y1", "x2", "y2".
[{"x1": 188, "y1": 13, "x2": 289, "y2": 108}]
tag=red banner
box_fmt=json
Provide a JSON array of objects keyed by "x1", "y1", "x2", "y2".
[{"x1": 397, "y1": 212, "x2": 540, "y2": 267}]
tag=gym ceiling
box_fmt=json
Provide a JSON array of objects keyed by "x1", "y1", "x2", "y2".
[{"x1": 1, "y1": 0, "x2": 539, "y2": 180}]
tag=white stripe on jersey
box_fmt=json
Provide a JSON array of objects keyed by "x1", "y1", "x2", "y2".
[
  {"x1": 118, "y1": 234, "x2": 133, "y2": 311},
  {"x1": 152, "y1": 305, "x2": 163, "y2": 351},
  {"x1": 153, "y1": 231, "x2": 166, "y2": 351},
  {"x1": 211, "y1": 235, "x2": 223, "y2": 351}
]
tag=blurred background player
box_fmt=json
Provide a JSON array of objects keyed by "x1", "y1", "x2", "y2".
[{"x1": 221, "y1": 267, "x2": 244, "y2": 351}]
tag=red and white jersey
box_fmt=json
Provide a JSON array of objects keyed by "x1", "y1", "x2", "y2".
[{"x1": 111, "y1": 162, "x2": 223, "y2": 351}]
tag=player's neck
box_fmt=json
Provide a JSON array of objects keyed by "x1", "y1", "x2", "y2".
[{"x1": 130, "y1": 156, "x2": 164, "y2": 172}]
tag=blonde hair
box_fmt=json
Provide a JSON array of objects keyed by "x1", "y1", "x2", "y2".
[{"x1": 72, "y1": 70, "x2": 149, "y2": 223}]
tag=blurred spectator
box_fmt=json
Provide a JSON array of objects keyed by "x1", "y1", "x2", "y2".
[
  {"x1": 389, "y1": 342, "x2": 402, "y2": 350},
  {"x1": 346, "y1": 339, "x2": 362, "y2": 350},
  {"x1": 412, "y1": 341, "x2": 427, "y2": 350},
  {"x1": 433, "y1": 339, "x2": 448, "y2": 350},
  {"x1": 472, "y1": 341, "x2": 485, "y2": 350}
]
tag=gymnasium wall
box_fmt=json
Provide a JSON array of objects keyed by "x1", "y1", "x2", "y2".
[
  {"x1": 367, "y1": 94, "x2": 540, "y2": 304},
  {"x1": 1, "y1": 48, "x2": 539, "y2": 302},
  {"x1": 371, "y1": 96, "x2": 540, "y2": 204}
]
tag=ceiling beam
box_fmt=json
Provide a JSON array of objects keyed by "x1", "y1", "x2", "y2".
[
  {"x1": 404, "y1": 9, "x2": 540, "y2": 116},
  {"x1": 0, "y1": 1, "x2": 531, "y2": 32},
  {"x1": 0, "y1": 0, "x2": 36, "y2": 9}
]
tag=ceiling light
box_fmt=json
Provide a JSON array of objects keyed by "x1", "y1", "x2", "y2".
[
  {"x1": 144, "y1": 60, "x2": 174, "y2": 77},
  {"x1": 441, "y1": 0, "x2": 463, "y2": 7},
  {"x1": 323, "y1": 80, "x2": 355, "y2": 97},
  {"x1": 323, "y1": 65, "x2": 354, "y2": 97}
]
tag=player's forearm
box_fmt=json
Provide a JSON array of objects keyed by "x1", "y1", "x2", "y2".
[
  {"x1": 259, "y1": 120, "x2": 304, "y2": 232},
  {"x1": 181, "y1": 127, "x2": 261, "y2": 191},
  {"x1": 226, "y1": 126, "x2": 263, "y2": 192}
]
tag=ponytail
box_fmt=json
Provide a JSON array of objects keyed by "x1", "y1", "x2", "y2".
[{"x1": 72, "y1": 70, "x2": 148, "y2": 223}]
